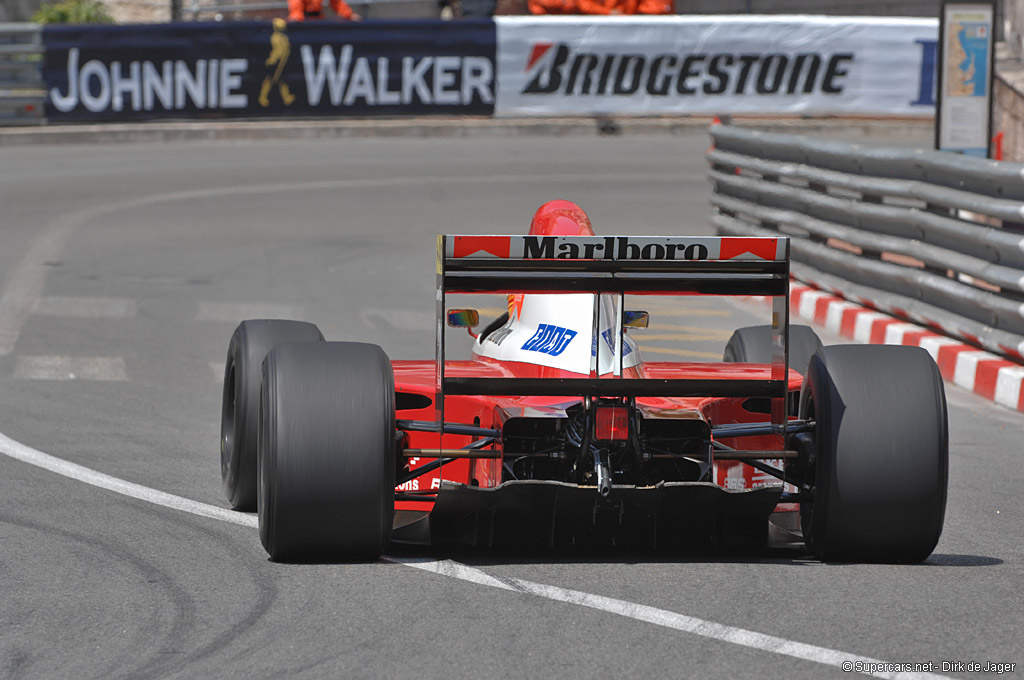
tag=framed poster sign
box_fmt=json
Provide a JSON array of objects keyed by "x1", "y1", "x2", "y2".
[{"x1": 935, "y1": 1, "x2": 995, "y2": 157}]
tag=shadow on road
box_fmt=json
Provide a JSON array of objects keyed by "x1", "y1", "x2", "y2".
[{"x1": 382, "y1": 543, "x2": 1003, "y2": 568}]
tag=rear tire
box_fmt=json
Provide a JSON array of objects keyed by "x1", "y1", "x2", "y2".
[
  {"x1": 723, "y1": 324, "x2": 823, "y2": 376},
  {"x1": 798, "y1": 345, "x2": 948, "y2": 563},
  {"x1": 258, "y1": 342, "x2": 396, "y2": 562},
  {"x1": 221, "y1": 320, "x2": 323, "y2": 511}
]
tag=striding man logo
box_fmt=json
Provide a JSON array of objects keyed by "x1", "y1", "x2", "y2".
[{"x1": 260, "y1": 18, "x2": 296, "y2": 107}]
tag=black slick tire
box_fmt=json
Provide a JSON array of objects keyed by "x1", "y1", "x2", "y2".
[
  {"x1": 220, "y1": 319, "x2": 323, "y2": 511},
  {"x1": 258, "y1": 342, "x2": 396, "y2": 562},
  {"x1": 723, "y1": 324, "x2": 823, "y2": 376},
  {"x1": 798, "y1": 345, "x2": 948, "y2": 563}
]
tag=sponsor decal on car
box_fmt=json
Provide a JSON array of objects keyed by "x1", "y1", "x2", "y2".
[
  {"x1": 448, "y1": 235, "x2": 782, "y2": 261},
  {"x1": 600, "y1": 328, "x2": 633, "y2": 357},
  {"x1": 521, "y1": 324, "x2": 577, "y2": 356}
]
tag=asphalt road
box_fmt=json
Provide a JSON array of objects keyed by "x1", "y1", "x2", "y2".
[{"x1": 0, "y1": 130, "x2": 1021, "y2": 680}]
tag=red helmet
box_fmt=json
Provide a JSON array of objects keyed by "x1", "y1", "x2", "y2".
[{"x1": 528, "y1": 200, "x2": 594, "y2": 236}]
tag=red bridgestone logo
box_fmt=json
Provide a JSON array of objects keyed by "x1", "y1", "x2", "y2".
[{"x1": 526, "y1": 43, "x2": 553, "y2": 72}]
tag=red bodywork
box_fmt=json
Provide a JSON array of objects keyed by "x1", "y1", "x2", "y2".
[
  {"x1": 393, "y1": 201, "x2": 798, "y2": 545},
  {"x1": 393, "y1": 361, "x2": 801, "y2": 509}
]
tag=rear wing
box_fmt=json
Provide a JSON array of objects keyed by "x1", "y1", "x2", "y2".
[
  {"x1": 441, "y1": 235, "x2": 788, "y2": 295},
  {"x1": 435, "y1": 235, "x2": 791, "y2": 426}
]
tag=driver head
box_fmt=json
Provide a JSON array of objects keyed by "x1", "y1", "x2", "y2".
[{"x1": 529, "y1": 200, "x2": 594, "y2": 236}]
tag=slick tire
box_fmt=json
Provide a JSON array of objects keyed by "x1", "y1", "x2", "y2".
[
  {"x1": 798, "y1": 345, "x2": 948, "y2": 563},
  {"x1": 258, "y1": 342, "x2": 396, "y2": 562},
  {"x1": 220, "y1": 319, "x2": 324, "y2": 511},
  {"x1": 723, "y1": 324, "x2": 823, "y2": 376}
]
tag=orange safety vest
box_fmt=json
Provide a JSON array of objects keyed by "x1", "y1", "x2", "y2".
[
  {"x1": 573, "y1": 0, "x2": 638, "y2": 14},
  {"x1": 634, "y1": 0, "x2": 672, "y2": 14},
  {"x1": 288, "y1": 0, "x2": 354, "y2": 21},
  {"x1": 527, "y1": 0, "x2": 576, "y2": 14}
]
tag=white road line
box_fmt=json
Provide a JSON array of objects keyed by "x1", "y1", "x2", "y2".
[
  {"x1": 210, "y1": 361, "x2": 224, "y2": 382},
  {"x1": 34, "y1": 296, "x2": 137, "y2": 318},
  {"x1": 3, "y1": 171, "x2": 680, "y2": 357},
  {"x1": 0, "y1": 430, "x2": 952, "y2": 680},
  {"x1": 14, "y1": 356, "x2": 129, "y2": 381},
  {"x1": 0, "y1": 210, "x2": 87, "y2": 355},
  {"x1": 0, "y1": 431, "x2": 256, "y2": 528},
  {"x1": 197, "y1": 302, "x2": 305, "y2": 323},
  {"x1": 390, "y1": 558, "x2": 951, "y2": 680}
]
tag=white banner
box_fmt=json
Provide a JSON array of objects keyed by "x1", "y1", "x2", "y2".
[{"x1": 495, "y1": 16, "x2": 938, "y2": 117}]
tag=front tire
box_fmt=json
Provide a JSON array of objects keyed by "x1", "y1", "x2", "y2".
[
  {"x1": 798, "y1": 345, "x2": 948, "y2": 563},
  {"x1": 259, "y1": 342, "x2": 396, "y2": 562},
  {"x1": 221, "y1": 320, "x2": 324, "y2": 511}
]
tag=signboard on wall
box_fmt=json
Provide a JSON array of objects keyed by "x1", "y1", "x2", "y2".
[
  {"x1": 43, "y1": 21, "x2": 497, "y2": 121},
  {"x1": 494, "y1": 16, "x2": 938, "y2": 118},
  {"x1": 935, "y1": 1, "x2": 995, "y2": 157}
]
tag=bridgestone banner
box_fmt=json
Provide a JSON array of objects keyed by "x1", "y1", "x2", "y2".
[
  {"x1": 495, "y1": 16, "x2": 938, "y2": 117},
  {"x1": 44, "y1": 21, "x2": 496, "y2": 121}
]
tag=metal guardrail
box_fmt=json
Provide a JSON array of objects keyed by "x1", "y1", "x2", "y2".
[
  {"x1": 0, "y1": 23, "x2": 43, "y2": 126},
  {"x1": 708, "y1": 124, "x2": 1024, "y2": 361}
]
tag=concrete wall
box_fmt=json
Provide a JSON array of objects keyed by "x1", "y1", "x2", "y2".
[{"x1": 995, "y1": 0, "x2": 1024, "y2": 161}]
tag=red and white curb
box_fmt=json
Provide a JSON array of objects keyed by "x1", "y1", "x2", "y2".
[{"x1": 790, "y1": 285, "x2": 1024, "y2": 413}]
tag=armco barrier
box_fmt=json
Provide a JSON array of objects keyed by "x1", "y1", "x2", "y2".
[
  {"x1": 708, "y1": 124, "x2": 1024, "y2": 363},
  {"x1": 0, "y1": 23, "x2": 44, "y2": 125}
]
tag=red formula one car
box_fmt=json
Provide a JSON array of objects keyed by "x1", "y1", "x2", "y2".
[{"x1": 219, "y1": 201, "x2": 948, "y2": 563}]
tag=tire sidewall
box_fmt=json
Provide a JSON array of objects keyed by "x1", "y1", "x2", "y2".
[
  {"x1": 799, "y1": 345, "x2": 948, "y2": 562},
  {"x1": 257, "y1": 342, "x2": 395, "y2": 562},
  {"x1": 220, "y1": 320, "x2": 323, "y2": 511}
]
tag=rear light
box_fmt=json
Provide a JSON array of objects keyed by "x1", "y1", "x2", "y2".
[{"x1": 595, "y1": 406, "x2": 629, "y2": 441}]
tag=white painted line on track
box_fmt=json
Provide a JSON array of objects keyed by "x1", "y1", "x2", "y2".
[
  {"x1": 3, "y1": 171, "x2": 681, "y2": 357},
  {"x1": 34, "y1": 296, "x2": 137, "y2": 318},
  {"x1": 14, "y1": 356, "x2": 129, "y2": 381},
  {"x1": 0, "y1": 210, "x2": 84, "y2": 355},
  {"x1": 0, "y1": 431, "x2": 256, "y2": 528},
  {"x1": 0, "y1": 429, "x2": 952, "y2": 680},
  {"x1": 390, "y1": 557, "x2": 952, "y2": 680}
]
